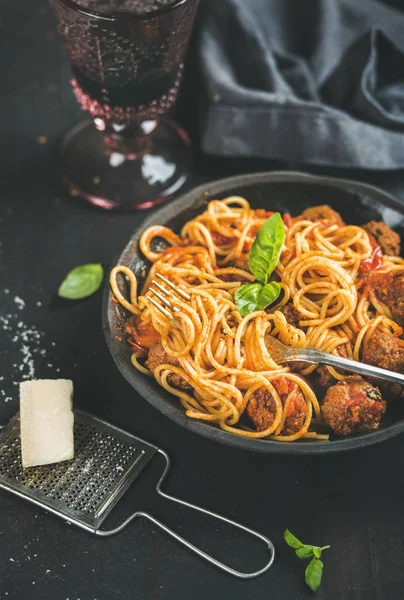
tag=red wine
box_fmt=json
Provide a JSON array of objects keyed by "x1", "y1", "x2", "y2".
[
  {"x1": 71, "y1": 65, "x2": 184, "y2": 122},
  {"x1": 72, "y1": 66, "x2": 180, "y2": 108}
]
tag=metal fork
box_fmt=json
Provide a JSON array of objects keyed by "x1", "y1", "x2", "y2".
[
  {"x1": 266, "y1": 336, "x2": 404, "y2": 386},
  {"x1": 148, "y1": 273, "x2": 190, "y2": 328},
  {"x1": 148, "y1": 275, "x2": 404, "y2": 387}
]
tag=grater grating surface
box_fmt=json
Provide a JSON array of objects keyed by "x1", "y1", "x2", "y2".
[{"x1": 0, "y1": 410, "x2": 158, "y2": 532}]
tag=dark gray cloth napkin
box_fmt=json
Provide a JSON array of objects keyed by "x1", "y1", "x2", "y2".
[{"x1": 198, "y1": 0, "x2": 404, "y2": 169}]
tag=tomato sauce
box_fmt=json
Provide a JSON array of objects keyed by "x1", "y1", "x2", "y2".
[
  {"x1": 283, "y1": 213, "x2": 293, "y2": 228},
  {"x1": 126, "y1": 317, "x2": 160, "y2": 352},
  {"x1": 211, "y1": 231, "x2": 235, "y2": 245},
  {"x1": 272, "y1": 377, "x2": 296, "y2": 396},
  {"x1": 359, "y1": 233, "x2": 383, "y2": 273}
]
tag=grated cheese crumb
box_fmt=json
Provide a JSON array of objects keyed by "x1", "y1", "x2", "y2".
[{"x1": 14, "y1": 296, "x2": 25, "y2": 310}]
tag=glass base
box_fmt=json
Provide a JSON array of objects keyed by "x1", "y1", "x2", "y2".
[{"x1": 60, "y1": 118, "x2": 192, "y2": 210}]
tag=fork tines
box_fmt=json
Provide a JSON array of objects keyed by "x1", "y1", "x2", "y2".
[
  {"x1": 155, "y1": 273, "x2": 190, "y2": 300},
  {"x1": 148, "y1": 273, "x2": 190, "y2": 328}
]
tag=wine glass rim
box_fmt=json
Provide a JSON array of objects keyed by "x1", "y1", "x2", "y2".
[{"x1": 58, "y1": 0, "x2": 191, "y2": 22}]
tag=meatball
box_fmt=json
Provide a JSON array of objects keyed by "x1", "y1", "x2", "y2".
[
  {"x1": 362, "y1": 331, "x2": 404, "y2": 400},
  {"x1": 279, "y1": 303, "x2": 302, "y2": 328},
  {"x1": 300, "y1": 205, "x2": 344, "y2": 226},
  {"x1": 321, "y1": 376, "x2": 386, "y2": 436},
  {"x1": 388, "y1": 274, "x2": 404, "y2": 329},
  {"x1": 315, "y1": 366, "x2": 336, "y2": 390},
  {"x1": 363, "y1": 221, "x2": 400, "y2": 256},
  {"x1": 359, "y1": 271, "x2": 404, "y2": 329},
  {"x1": 359, "y1": 270, "x2": 392, "y2": 296},
  {"x1": 313, "y1": 346, "x2": 348, "y2": 392},
  {"x1": 246, "y1": 378, "x2": 307, "y2": 435},
  {"x1": 146, "y1": 341, "x2": 191, "y2": 391},
  {"x1": 246, "y1": 387, "x2": 274, "y2": 431}
]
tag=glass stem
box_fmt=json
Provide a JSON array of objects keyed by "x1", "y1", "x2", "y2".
[{"x1": 102, "y1": 119, "x2": 158, "y2": 157}]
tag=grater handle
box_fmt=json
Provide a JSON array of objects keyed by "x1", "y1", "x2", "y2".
[{"x1": 96, "y1": 449, "x2": 275, "y2": 579}]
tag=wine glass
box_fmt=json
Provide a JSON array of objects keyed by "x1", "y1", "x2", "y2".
[{"x1": 51, "y1": 0, "x2": 199, "y2": 210}]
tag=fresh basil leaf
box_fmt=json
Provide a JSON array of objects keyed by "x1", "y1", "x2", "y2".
[
  {"x1": 248, "y1": 213, "x2": 285, "y2": 283},
  {"x1": 305, "y1": 557, "x2": 324, "y2": 592},
  {"x1": 58, "y1": 264, "x2": 104, "y2": 300},
  {"x1": 235, "y1": 281, "x2": 281, "y2": 317},
  {"x1": 284, "y1": 529, "x2": 304, "y2": 550},
  {"x1": 313, "y1": 547, "x2": 323, "y2": 559},
  {"x1": 296, "y1": 546, "x2": 316, "y2": 559},
  {"x1": 234, "y1": 283, "x2": 262, "y2": 317}
]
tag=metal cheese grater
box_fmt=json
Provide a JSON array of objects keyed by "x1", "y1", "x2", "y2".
[{"x1": 0, "y1": 410, "x2": 275, "y2": 579}]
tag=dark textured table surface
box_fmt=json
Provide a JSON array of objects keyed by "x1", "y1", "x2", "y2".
[{"x1": 2, "y1": 2, "x2": 404, "y2": 599}]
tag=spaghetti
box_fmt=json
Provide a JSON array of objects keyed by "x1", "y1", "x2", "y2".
[{"x1": 110, "y1": 198, "x2": 404, "y2": 442}]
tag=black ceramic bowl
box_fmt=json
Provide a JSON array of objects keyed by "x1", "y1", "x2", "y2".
[{"x1": 103, "y1": 172, "x2": 404, "y2": 454}]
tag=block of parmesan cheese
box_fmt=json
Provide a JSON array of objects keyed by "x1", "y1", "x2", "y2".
[{"x1": 20, "y1": 379, "x2": 74, "y2": 468}]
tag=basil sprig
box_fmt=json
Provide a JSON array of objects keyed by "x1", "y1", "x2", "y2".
[
  {"x1": 284, "y1": 529, "x2": 330, "y2": 592},
  {"x1": 235, "y1": 213, "x2": 285, "y2": 316},
  {"x1": 58, "y1": 264, "x2": 104, "y2": 300}
]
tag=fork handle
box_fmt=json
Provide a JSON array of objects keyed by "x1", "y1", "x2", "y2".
[{"x1": 299, "y1": 348, "x2": 404, "y2": 386}]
